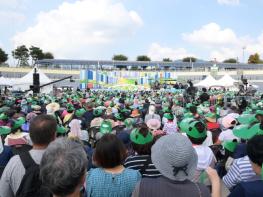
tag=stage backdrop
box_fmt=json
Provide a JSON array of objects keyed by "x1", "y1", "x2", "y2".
[{"x1": 79, "y1": 70, "x2": 177, "y2": 89}]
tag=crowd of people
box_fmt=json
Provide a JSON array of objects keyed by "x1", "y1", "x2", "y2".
[{"x1": 0, "y1": 87, "x2": 263, "y2": 197}]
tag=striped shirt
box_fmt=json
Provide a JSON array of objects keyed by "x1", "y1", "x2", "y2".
[
  {"x1": 223, "y1": 156, "x2": 261, "y2": 189},
  {"x1": 124, "y1": 155, "x2": 161, "y2": 178},
  {"x1": 163, "y1": 122, "x2": 177, "y2": 135}
]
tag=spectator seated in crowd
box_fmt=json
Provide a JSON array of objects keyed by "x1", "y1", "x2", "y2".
[{"x1": 86, "y1": 134, "x2": 141, "y2": 197}]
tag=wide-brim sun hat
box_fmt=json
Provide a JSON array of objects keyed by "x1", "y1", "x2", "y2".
[
  {"x1": 0, "y1": 126, "x2": 11, "y2": 135},
  {"x1": 146, "y1": 118, "x2": 161, "y2": 130},
  {"x1": 233, "y1": 123, "x2": 263, "y2": 140},
  {"x1": 12, "y1": 117, "x2": 26, "y2": 130},
  {"x1": 151, "y1": 133, "x2": 197, "y2": 181},
  {"x1": 46, "y1": 102, "x2": 60, "y2": 114},
  {"x1": 222, "y1": 115, "x2": 236, "y2": 129},
  {"x1": 237, "y1": 114, "x2": 257, "y2": 125}
]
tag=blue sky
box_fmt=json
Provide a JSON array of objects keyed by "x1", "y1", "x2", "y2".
[{"x1": 1, "y1": 0, "x2": 263, "y2": 63}]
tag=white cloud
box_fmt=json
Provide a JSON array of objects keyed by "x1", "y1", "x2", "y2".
[
  {"x1": 182, "y1": 23, "x2": 238, "y2": 46},
  {"x1": 147, "y1": 43, "x2": 195, "y2": 61},
  {"x1": 217, "y1": 0, "x2": 240, "y2": 5},
  {"x1": 182, "y1": 22, "x2": 263, "y2": 61},
  {"x1": 12, "y1": 0, "x2": 143, "y2": 58}
]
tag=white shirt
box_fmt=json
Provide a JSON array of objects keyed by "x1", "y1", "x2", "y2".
[
  {"x1": 218, "y1": 129, "x2": 239, "y2": 142},
  {"x1": 194, "y1": 145, "x2": 216, "y2": 170},
  {"x1": 202, "y1": 130, "x2": 213, "y2": 146}
]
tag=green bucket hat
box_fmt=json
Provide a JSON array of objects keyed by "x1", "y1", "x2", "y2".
[
  {"x1": 100, "y1": 121, "x2": 112, "y2": 134},
  {"x1": 124, "y1": 118, "x2": 134, "y2": 129},
  {"x1": 237, "y1": 114, "x2": 257, "y2": 125},
  {"x1": 179, "y1": 118, "x2": 194, "y2": 133},
  {"x1": 243, "y1": 107, "x2": 252, "y2": 115},
  {"x1": 186, "y1": 103, "x2": 194, "y2": 109},
  {"x1": 130, "y1": 128, "x2": 153, "y2": 145},
  {"x1": 256, "y1": 110, "x2": 263, "y2": 116},
  {"x1": 162, "y1": 107, "x2": 172, "y2": 113},
  {"x1": 0, "y1": 113, "x2": 8, "y2": 121},
  {"x1": 0, "y1": 126, "x2": 11, "y2": 135},
  {"x1": 75, "y1": 108, "x2": 86, "y2": 117},
  {"x1": 93, "y1": 109, "x2": 103, "y2": 117},
  {"x1": 114, "y1": 113, "x2": 124, "y2": 121},
  {"x1": 12, "y1": 117, "x2": 26, "y2": 130},
  {"x1": 183, "y1": 112, "x2": 194, "y2": 118},
  {"x1": 223, "y1": 141, "x2": 238, "y2": 153},
  {"x1": 163, "y1": 113, "x2": 174, "y2": 120},
  {"x1": 56, "y1": 125, "x2": 68, "y2": 134},
  {"x1": 233, "y1": 123, "x2": 263, "y2": 140},
  {"x1": 186, "y1": 120, "x2": 207, "y2": 139}
]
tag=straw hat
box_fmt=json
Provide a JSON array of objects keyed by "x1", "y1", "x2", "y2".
[{"x1": 46, "y1": 102, "x2": 60, "y2": 114}]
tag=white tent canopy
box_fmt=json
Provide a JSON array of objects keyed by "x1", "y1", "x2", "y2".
[
  {"x1": 12, "y1": 68, "x2": 53, "y2": 93},
  {"x1": 194, "y1": 75, "x2": 218, "y2": 88},
  {"x1": 0, "y1": 76, "x2": 12, "y2": 86},
  {"x1": 216, "y1": 74, "x2": 237, "y2": 87}
]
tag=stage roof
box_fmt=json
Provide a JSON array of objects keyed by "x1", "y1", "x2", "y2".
[{"x1": 36, "y1": 59, "x2": 263, "y2": 70}]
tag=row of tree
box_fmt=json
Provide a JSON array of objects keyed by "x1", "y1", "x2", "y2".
[
  {"x1": 113, "y1": 53, "x2": 263, "y2": 64},
  {"x1": 112, "y1": 54, "x2": 197, "y2": 62},
  {"x1": 0, "y1": 45, "x2": 54, "y2": 67}
]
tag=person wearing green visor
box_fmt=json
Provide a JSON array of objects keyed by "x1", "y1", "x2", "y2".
[
  {"x1": 229, "y1": 135, "x2": 263, "y2": 197},
  {"x1": 123, "y1": 118, "x2": 135, "y2": 134},
  {"x1": 124, "y1": 124, "x2": 161, "y2": 178},
  {"x1": 113, "y1": 113, "x2": 125, "y2": 127},
  {"x1": 0, "y1": 113, "x2": 9, "y2": 127},
  {"x1": 185, "y1": 120, "x2": 216, "y2": 185},
  {"x1": 90, "y1": 108, "x2": 104, "y2": 128},
  {"x1": 4, "y1": 117, "x2": 31, "y2": 146},
  {"x1": 95, "y1": 120, "x2": 113, "y2": 141},
  {"x1": 0, "y1": 128, "x2": 13, "y2": 178},
  {"x1": 163, "y1": 113, "x2": 178, "y2": 135}
]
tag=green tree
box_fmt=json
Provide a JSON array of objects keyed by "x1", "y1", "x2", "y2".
[
  {"x1": 43, "y1": 52, "x2": 54, "y2": 59},
  {"x1": 223, "y1": 58, "x2": 238, "y2": 63},
  {"x1": 137, "y1": 55, "x2": 151, "y2": 61},
  {"x1": 29, "y1": 46, "x2": 44, "y2": 64},
  {"x1": 182, "y1": 57, "x2": 197, "y2": 62},
  {"x1": 12, "y1": 45, "x2": 30, "y2": 67},
  {"x1": 248, "y1": 53, "x2": 261, "y2": 64},
  {"x1": 163, "y1": 58, "x2": 172, "y2": 62},
  {"x1": 112, "y1": 54, "x2": 128, "y2": 61},
  {"x1": 0, "y1": 48, "x2": 8, "y2": 64}
]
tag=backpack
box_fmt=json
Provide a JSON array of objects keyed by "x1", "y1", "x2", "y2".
[{"x1": 16, "y1": 151, "x2": 52, "y2": 197}]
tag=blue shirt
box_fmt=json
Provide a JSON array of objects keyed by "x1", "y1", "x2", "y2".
[
  {"x1": 86, "y1": 168, "x2": 141, "y2": 197},
  {"x1": 0, "y1": 146, "x2": 13, "y2": 166},
  {"x1": 229, "y1": 180, "x2": 263, "y2": 197}
]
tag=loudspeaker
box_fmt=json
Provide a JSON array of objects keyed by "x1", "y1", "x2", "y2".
[{"x1": 33, "y1": 73, "x2": 40, "y2": 86}]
